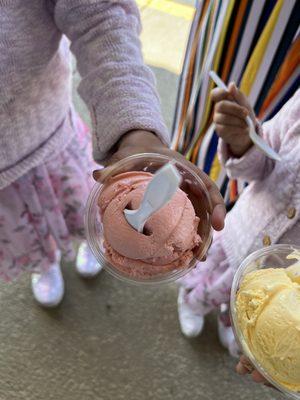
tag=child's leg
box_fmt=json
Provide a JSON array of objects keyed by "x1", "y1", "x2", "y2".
[
  {"x1": 178, "y1": 233, "x2": 233, "y2": 337},
  {"x1": 76, "y1": 241, "x2": 103, "y2": 278},
  {"x1": 177, "y1": 286, "x2": 205, "y2": 338},
  {"x1": 48, "y1": 114, "x2": 102, "y2": 278},
  {"x1": 31, "y1": 250, "x2": 65, "y2": 308},
  {"x1": 0, "y1": 178, "x2": 67, "y2": 307},
  {"x1": 0, "y1": 112, "x2": 100, "y2": 307},
  {"x1": 217, "y1": 303, "x2": 240, "y2": 358}
]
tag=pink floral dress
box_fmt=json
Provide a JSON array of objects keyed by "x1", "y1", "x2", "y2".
[
  {"x1": 179, "y1": 231, "x2": 233, "y2": 319},
  {"x1": 0, "y1": 115, "x2": 96, "y2": 282}
]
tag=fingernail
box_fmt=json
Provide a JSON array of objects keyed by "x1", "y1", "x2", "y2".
[
  {"x1": 93, "y1": 170, "x2": 102, "y2": 181},
  {"x1": 245, "y1": 364, "x2": 255, "y2": 373}
]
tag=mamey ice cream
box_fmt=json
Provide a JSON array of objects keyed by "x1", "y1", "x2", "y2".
[
  {"x1": 98, "y1": 171, "x2": 201, "y2": 279},
  {"x1": 236, "y1": 250, "x2": 300, "y2": 392}
]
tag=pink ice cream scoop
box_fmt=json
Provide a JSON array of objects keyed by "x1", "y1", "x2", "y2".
[{"x1": 97, "y1": 171, "x2": 201, "y2": 279}]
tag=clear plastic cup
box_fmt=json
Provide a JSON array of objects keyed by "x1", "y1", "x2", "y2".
[
  {"x1": 231, "y1": 244, "x2": 300, "y2": 399},
  {"x1": 85, "y1": 153, "x2": 213, "y2": 285}
]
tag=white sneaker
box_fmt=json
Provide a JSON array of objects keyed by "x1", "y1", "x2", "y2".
[
  {"x1": 217, "y1": 315, "x2": 240, "y2": 358},
  {"x1": 31, "y1": 263, "x2": 64, "y2": 308},
  {"x1": 76, "y1": 242, "x2": 103, "y2": 278},
  {"x1": 178, "y1": 287, "x2": 205, "y2": 338}
]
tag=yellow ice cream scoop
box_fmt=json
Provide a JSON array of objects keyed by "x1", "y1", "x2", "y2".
[{"x1": 236, "y1": 250, "x2": 300, "y2": 393}]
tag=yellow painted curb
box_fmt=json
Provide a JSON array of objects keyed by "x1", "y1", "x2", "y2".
[
  {"x1": 140, "y1": 8, "x2": 191, "y2": 74},
  {"x1": 137, "y1": 0, "x2": 194, "y2": 21}
]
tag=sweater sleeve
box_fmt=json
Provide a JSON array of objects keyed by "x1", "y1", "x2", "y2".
[
  {"x1": 217, "y1": 99, "x2": 290, "y2": 182},
  {"x1": 53, "y1": 0, "x2": 169, "y2": 162}
]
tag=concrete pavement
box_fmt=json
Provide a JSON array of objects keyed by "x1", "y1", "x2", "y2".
[{"x1": 0, "y1": 266, "x2": 284, "y2": 400}]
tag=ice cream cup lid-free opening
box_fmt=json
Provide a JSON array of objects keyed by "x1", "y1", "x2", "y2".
[
  {"x1": 85, "y1": 153, "x2": 213, "y2": 285},
  {"x1": 230, "y1": 244, "x2": 300, "y2": 399}
]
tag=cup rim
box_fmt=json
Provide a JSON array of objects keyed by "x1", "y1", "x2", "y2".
[
  {"x1": 85, "y1": 152, "x2": 213, "y2": 285},
  {"x1": 230, "y1": 244, "x2": 300, "y2": 398}
]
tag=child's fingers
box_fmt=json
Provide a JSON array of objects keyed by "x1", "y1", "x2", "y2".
[
  {"x1": 93, "y1": 168, "x2": 114, "y2": 182},
  {"x1": 215, "y1": 100, "x2": 248, "y2": 119},
  {"x1": 251, "y1": 370, "x2": 267, "y2": 384},
  {"x1": 228, "y1": 83, "x2": 256, "y2": 122},
  {"x1": 236, "y1": 355, "x2": 255, "y2": 374},
  {"x1": 182, "y1": 166, "x2": 226, "y2": 231},
  {"x1": 213, "y1": 112, "x2": 248, "y2": 128},
  {"x1": 215, "y1": 124, "x2": 248, "y2": 138},
  {"x1": 93, "y1": 169, "x2": 102, "y2": 181},
  {"x1": 211, "y1": 88, "x2": 231, "y2": 103},
  {"x1": 252, "y1": 369, "x2": 278, "y2": 390},
  {"x1": 237, "y1": 356, "x2": 276, "y2": 389},
  {"x1": 228, "y1": 82, "x2": 250, "y2": 109},
  {"x1": 211, "y1": 203, "x2": 226, "y2": 231},
  {"x1": 92, "y1": 148, "x2": 133, "y2": 182},
  {"x1": 236, "y1": 361, "x2": 250, "y2": 375}
]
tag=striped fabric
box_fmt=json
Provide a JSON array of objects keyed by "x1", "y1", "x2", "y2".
[{"x1": 172, "y1": 0, "x2": 300, "y2": 203}]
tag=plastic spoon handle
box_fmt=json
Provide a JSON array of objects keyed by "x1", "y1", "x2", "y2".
[
  {"x1": 124, "y1": 163, "x2": 182, "y2": 233},
  {"x1": 209, "y1": 71, "x2": 281, "y2": 162}
]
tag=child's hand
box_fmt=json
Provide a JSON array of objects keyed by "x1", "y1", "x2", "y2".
[
  {"x1": 236, "y1": 356, "x2": 276, "y2": 389},
  {"x1": 93, "y1": 130, "x2": 226, "y2": 232},
  {"x1": 211, "y1": 83, "x2": 256, "y2": 157}
]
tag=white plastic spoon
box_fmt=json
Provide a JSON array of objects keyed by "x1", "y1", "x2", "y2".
[
  {"x1": 124, "y1": 163, "x2": 182, "y2": 233},
  {"x1": 209, "y1": 71, "x2": 281, "y2": 162}
]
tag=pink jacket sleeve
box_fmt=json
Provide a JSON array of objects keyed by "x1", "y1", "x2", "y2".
[
  {"x1": 53, "y1": 0, "x2": 169, "y2": 161},
  {"x1": 217, "y1": 123, "x2": 275, "y2": 182},
  {"x1": 218, "y1": 91, "x2": 299, "y2": 182}
]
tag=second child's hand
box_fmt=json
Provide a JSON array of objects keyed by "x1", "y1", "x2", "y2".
[
  {"x1": 236, "y1": 356, "x2": 277, "y2": 390},
  {"x1": 211, "y1": 83, "x2": 254, "y2": 158}
]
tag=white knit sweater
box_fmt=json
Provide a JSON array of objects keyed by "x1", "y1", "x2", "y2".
[
  {"x1": 0, "y1": 0, "x2": 169, "y2": 189},
  {"x1": 219, "y1": 89, "x2": 300, "y2": 271}
]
